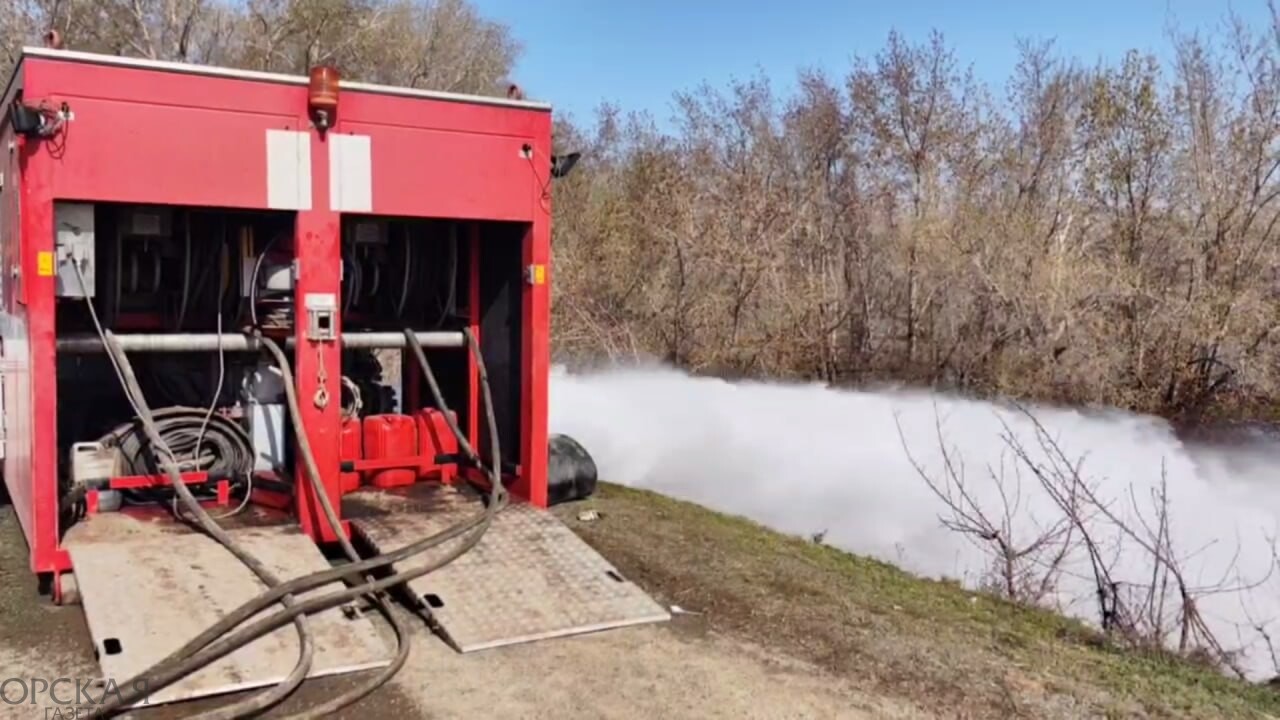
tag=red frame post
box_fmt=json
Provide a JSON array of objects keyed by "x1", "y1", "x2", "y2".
[
  {"x1": 19, "y1": 128, "x2": 66, "y2": 572},
  {"x1": 515, "y1": 139, "x2": 553, "y2": 507},
  {"x1": 468, "y1": 222, "x2": 481, "y2": 452},
  {"x1": 292, "y1": 128, "x2": 343, "y2": 542}
]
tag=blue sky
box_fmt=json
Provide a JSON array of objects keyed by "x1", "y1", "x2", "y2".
[{"x1": 472, "y1": 0, "x2": 1272, "y2": 128}]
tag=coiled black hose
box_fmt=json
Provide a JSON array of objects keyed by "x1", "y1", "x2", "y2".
[{"x1": 97, "y1": 406, "x2": 254, "y2": 481}]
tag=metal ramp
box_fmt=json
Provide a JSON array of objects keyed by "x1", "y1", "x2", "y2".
[
  {"x1": 65, "y1": 515, "x2": 390, "y2": 707},
  {"x1": 350, "y1": 485, "x2": 670, "y2": 652}
]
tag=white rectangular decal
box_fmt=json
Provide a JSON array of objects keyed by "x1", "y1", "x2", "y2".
[
  {"x1": 266, "y1": 129, "x2": 312, "y2": 211},
  {"x1": 329, "y1": 134, "x2": 372, "y2": 213}
]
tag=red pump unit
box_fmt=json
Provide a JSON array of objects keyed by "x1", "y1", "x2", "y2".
[
  {"x1": 0, "y1": 47, "x2": 564, "y2": 582},
  {"x1": 345, "y1": 409, "x2": 461, "y2": 489},
  {"x1": 0, "y1": 47, "x2": 656, "y2": 719}
]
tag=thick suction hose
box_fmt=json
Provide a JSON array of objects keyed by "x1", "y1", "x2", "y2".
[
  {"x1": 254, "y1": 333, "x2": 410, "y2": 719},
  {"x1": 100, "y1": 332, "x2": 316, "y2": 720},
  {"x1": 74, "y1": 257, "x2": 315, "y2": 720},
  {"x1": 92, "y1": 328, "x2": 506, "y2": 718}
]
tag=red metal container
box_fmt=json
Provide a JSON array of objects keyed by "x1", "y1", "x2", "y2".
[
  {"x1": 363, "y1": 415, "x2": 418, "y2": 488},
  {"x1": 339, "y1": 417, "x2": 363, "y2": 493},
  {"x1": 2, "y1": 47, "x2": 553, "y2": 575},
  {"x1": 416, "y1": 408, "x2": 459, "y2": 483}
]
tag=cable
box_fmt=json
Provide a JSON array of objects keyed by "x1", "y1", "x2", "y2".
[
  {"x1": 433, "y1": 224, "x2": 458, "y2": 328},
  {"x1": 525, "y1": 152, "x2": 553, "y2": 216},
  {"x1": 102, "y1": 226, "x2": 241, "y2": 489},
  {"x1": 252, "y1": 330, "x2": 501, "y2": 720},
  {"x1": 93, "y1": 495, "x2": 501, "y2": 719},
  {"x1": 90, "y1": 493, "x2": 495, "y2": 718},
  {"x1": 91, "y1": 328, "x2": 505, "y2": 718},
  {"x1": 212, "y1": 471, "x2": 253, "y2": 521},
  {"x1": 70, "y1": 258, "x2": 315, "y2": 720},
  {"x1": 402, "y1": 327, "x2": 487, "y2": 467},
  {"x1": 181, "y1": 235, "x2": 229, "y2": 520},
  {"x1": 396, "y1": 225, "x2": 412, "y2": 319},
  {"x1": 368, "y1": 259, "x2": 381, "y2": 297},
  {"x1": 248, "y1": 232, "x2": 282, "y2": 328},
  {"x1": 175, "y1": 212, "x2": 192, "y2": 330}
]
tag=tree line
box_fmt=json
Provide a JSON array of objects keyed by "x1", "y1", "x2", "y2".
[
  {"x1": 552, "y1": 14, "x2": 1280, "y2": 421},
  {"x1": 2, "y1": 0, "x2": 517, "y2": 96},
  {"x1": 5, "y1": 1, "x2": 1279, "y2": 419}
]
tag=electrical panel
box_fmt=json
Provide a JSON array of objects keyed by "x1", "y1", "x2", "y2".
[
  {"x1": 54, "y1": 202, "x2": 95, "y2": 298},
  {"x1": 305, "y1": 292, "x2": 337, "y2": 341}
]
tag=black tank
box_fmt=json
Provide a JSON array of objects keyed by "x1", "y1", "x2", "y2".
[{"x1": 547, "y1": 434, "x2": 598, "y2": 505}]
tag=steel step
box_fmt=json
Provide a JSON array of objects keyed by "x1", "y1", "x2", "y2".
[
  {"x1": 65, "y1": 514, "x2": 390, "y2": 708},
  {"x1": 349, "y1": 485, "x2": 670, "y2": 652}
]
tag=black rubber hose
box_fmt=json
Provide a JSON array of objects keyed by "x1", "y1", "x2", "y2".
[
  {"x1": 253, "y1": 333, "x2": 411, "y2": 720},
  {"x1": 98, "y1": 406, "x2": 254, "y2": 480},
  {"x1": 72, "y1": 254, "x2": 314, "y2": 720},
  {"x1": 259, "y1": 328, "x2": 502, "y2": 720},
  {"x1": 401, "y1": 328, "x2": 486, "y2": 468},
  {"x1": 95, "y1": 498, "x2": 504, "y2": 717},
  {"x1": 92, "y1": 329, "x2": 506, "y2": 717},
  {"x1": 98, "y1": 331, "x2": 315, "y2": 720}
]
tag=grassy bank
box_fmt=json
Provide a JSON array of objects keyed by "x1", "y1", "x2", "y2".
[{"x1": 553, "y1": 483, "x2": 1280, "y2": 719}]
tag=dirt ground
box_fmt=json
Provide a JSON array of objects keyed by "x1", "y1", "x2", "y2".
[
  {"x1": 2, "y1": 483, "x2": 1276, "y2": 719},
  {"x1": 0, "y1": 499, "x2": 925, "y2": 720}
]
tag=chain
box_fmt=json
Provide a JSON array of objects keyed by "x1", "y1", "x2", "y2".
[{"x1": 313, "y1": 345, "x2": 330, "y2": 409}]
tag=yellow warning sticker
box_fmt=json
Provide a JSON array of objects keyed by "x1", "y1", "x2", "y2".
[
  {"x1": 530, "y1": 264, "x2": 546, "y2": 285},
  {"x1": 36, "y1": 251, "x2": 54, "y2": 277}
]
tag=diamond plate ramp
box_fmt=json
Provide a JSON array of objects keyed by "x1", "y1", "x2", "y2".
[
  {"x1": 351, "y1": 487, "x2": 670, "y2": 652},
  {"x1": 66, "y1": 517, "x2": 390, "y2": 707}
]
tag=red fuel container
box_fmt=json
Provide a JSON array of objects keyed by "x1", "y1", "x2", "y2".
[
  {"x1": 339, "y1": 417, "x2": 363, "y2": 493},
  {"x1": 416, "y1": 408, "x2": 459, "y2": 483},
  {"x1": 363, "y1": 414, "x2": 418, "y2": 488}
]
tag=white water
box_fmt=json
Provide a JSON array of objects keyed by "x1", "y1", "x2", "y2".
[{"x1": 548, "y1": 363, "x2": 1280, "y2": 679}]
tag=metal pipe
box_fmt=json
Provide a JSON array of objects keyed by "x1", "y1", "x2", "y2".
[
  {"x1": 341, "y1": 332, "x2": 464, "y2": 349},
  {"x1": 57, "y1": 331, "x2": 465, "y2": 353}
]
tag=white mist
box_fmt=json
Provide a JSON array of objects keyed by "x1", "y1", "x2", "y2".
[{"x1": 549, "y1": 364, "x2": 1280, "y2": 679}]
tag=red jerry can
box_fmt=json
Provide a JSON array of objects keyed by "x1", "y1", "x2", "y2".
[{"x1": 362, "y1": 414, "x2": 418, "y2": 488}]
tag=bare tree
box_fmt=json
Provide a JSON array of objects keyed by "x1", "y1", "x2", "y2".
[
  {"x1": 901, "y1": 402, "x2": 1278, "y2": 677},
  {"x1": 2, "y1": 0, "x2": 519, "y2": 97},
  {"x1": 896, "y1": 406, "x2": 1077, "y2": 603}
]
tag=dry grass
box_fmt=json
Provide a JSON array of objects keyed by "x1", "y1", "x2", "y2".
[{"x1": 554, "y1": 483, "x2": 1280, "y2": 719}]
